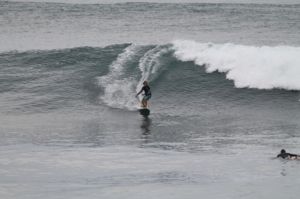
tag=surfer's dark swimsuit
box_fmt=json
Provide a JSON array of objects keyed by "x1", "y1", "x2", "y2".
[
  {"x1": 142, "y1": 85, "x2": 151, "y2": 96},
  {"x1": 142, "y1": 85, "x2": 151, "y2": 100}
]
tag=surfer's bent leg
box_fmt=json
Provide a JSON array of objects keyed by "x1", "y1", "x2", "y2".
[{"x1": 142, "y1": 95, "x2": 151, "y2": 108}]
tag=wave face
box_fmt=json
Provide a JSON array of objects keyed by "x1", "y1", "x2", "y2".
[
  {"x1": 0, "y1": 45, "x2": 126, "y2": 113},
  {"x1": 173, "y1": 40, "x2": 300, "y2": 90}
]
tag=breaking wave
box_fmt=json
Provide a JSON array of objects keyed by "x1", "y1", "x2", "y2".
[
  {"x1": 1, "y1": 41, "x2": 299, "y2": 112},
  {"x1": 172, "y1": 40, "x2": 300, "y2": 90}
]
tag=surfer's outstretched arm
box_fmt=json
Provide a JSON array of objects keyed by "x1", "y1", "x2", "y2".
[{"x1": 136, "y1": 89, "x2": 143, "y2": 97}]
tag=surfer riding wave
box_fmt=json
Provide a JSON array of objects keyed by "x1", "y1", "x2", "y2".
[{"x1": 136, "y1": 81, "x2": 151, "y2": 108}]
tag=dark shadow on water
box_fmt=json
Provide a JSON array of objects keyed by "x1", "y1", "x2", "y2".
[{"x1": 140, "y1": 116, "x2": 152, "y2": 136}]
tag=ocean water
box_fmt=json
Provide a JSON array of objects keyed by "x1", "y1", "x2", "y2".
[{"x1": 1, "y1": 1, "x2": 300, "y2": 199}]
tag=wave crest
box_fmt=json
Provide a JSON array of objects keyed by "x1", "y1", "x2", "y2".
[{"x1": 172, "y1": 40, "x2": 300, "y2": 90}]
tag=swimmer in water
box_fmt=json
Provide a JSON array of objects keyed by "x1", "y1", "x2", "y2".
[{"x1": 277, "y1": 149, "x2": 300, "y2": 160}]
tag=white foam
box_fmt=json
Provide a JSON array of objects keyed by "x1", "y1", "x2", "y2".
[
  {"x1": 98, "y1": 45, "x2": 141, "y2": 110},
  {"x1": 172, "y1": 40, "x2": 300, "y2": 90},
  {"x1": 138, "y1": 46, "x2": 170, "y2": 83},
  {"x1": 136, "y1": 46, "x2": 170, "y2": 101}
]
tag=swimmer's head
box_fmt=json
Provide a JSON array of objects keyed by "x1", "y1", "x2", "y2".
[{"x1": 281, "y1": 149, "x2": 286, "y2": 154}]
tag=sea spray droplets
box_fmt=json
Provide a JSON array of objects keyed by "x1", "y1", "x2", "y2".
[
  {"x1": 138, "y1": 46, "x2": 170, "y2": 84},
  {"x1": 136, "y1": 45, "x2": 171, "y2": 99},
  {"x1": 97, "y1": 44, "x2": 141, "y2": 110},
  {"x1": 172, "y1": 40, "x2": 300, "y2": 90}
]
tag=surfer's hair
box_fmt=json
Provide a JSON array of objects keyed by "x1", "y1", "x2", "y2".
[
  {"x1": 281, "y1": 149, "x2": 286, "y2": 154},
  {"x1": 143, "y1": 81, "x2": 148, "y2": 85}
]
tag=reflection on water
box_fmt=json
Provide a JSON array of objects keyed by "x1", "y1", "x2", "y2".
[
  {"x1": 140, "y1": 116, "x2": 152, "y2": 135},
  {"x1": 281, "y1": 167, "x2": 287, "y2": 176}
]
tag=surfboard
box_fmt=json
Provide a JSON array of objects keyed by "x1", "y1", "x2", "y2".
[
  {"x1": 139, "y1": 108, "x2": 150, "y2": 116},
  {"x1": 136, "y1": 97, "x2": 150, "y2": 116}
]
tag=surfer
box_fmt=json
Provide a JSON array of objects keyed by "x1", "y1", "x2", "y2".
[
  {"x1": 277, "y1": 149, "x2": 300, "y2": 160},
  {"x1": 136, "y1": 81, "x2": 151, "y2": 108}
]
